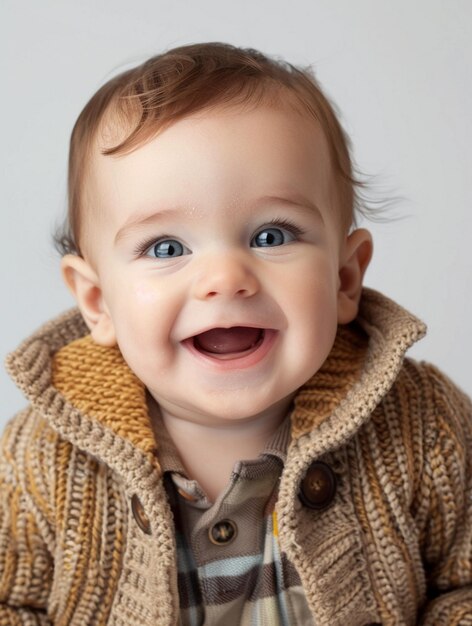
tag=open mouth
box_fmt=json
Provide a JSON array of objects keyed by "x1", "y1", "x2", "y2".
[{"x1": 192, "y1": 326, "x2": 265, "y2": 360}]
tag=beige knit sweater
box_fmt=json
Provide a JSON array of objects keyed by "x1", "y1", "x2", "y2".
[{"x1": 2, "y1": 287, "x2": 472, "y2": 625}]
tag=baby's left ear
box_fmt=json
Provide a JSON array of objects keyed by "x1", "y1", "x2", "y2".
[{"x1": 337, "y1": 228, "x2": 373, "y2": 324}]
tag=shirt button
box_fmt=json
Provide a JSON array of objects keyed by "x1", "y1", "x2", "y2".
[
  {"x1": 208, "y1": 519, "x2": 238, "y2": 545},
  {"x1": 298, "y1": 461, "x2": 337, "y2": 510},
  {"x1": 131, "y1": 494, "x2": 152, "y2": 535}
]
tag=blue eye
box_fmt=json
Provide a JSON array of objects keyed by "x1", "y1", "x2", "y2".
[
  {"x1": 151, "y1": 239, "x2": 186, "y2": 258},
  {"x1": 252, "y1": 227, "x2": 293, "y2": 248}
]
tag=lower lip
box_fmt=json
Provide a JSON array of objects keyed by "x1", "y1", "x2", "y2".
[{"x1": 182, "y1": 329, "x2": 278, "y2": 371}]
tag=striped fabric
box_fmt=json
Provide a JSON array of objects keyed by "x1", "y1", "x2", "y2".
[{"x1": 156, "y1": 413, "x2": 315, "y2": 625}]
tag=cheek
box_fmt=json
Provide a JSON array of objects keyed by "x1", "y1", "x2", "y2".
[
  {"x1": 133, "y1": 281, "x2": 161, "y2": 304},
  {"x1": 107, "y1": 280, "x2": 163, "y2": 348},
  {"x1": 114, "y1": 278, "x2": 180, "y2": 350},
  {"x1": 283, "y1": 257, "x2": 338, "y2": 313},
  {"x1": 283, "y1": 260, "x2": 339, "y2": 356}
]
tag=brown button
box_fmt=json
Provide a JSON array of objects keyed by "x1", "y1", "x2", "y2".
[
  {"x1": 131, "y1": 494, "x2": 151, "y2": 535},
  {"x1": 177, "y1": 487, "x2": 199, "y2": 502},
  {"x1": 208, "y1": 519, "x2": 237, "y2": 545},
  {"x1": 299, "y1": 461, "x2": 337, "y2": 510}
]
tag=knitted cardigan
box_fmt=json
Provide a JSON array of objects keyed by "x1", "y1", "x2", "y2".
[{"x1": 2, "y1": 287, "x2": 472, "y2": 626}]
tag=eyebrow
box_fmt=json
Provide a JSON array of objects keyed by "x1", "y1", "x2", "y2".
[
  {"x1": 114, "y1": 193, "x2": 324, "y2": 245},
  {"x1": 115, "y1": 207, "x2": 185, "y2": 245},
  {"x1": 260, "y1": 193, "x2": 324, "y2": 219}
]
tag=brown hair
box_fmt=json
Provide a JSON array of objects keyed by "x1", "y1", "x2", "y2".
[{"x1": 53, "y1": 41, "x2": 389, "y2": 258}]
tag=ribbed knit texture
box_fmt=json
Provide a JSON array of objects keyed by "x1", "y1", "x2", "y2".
[{"x1": 2, "y1": 287, "x2": 472, "y2": 625}]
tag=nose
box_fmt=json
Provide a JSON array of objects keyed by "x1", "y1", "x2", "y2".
[{"x1": 192, "y1": 253, "x2": 260, "y2": 300}]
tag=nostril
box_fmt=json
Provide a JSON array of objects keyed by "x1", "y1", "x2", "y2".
[{"x1": 194, "y1": 266, "x2": 259, "y2": 300}]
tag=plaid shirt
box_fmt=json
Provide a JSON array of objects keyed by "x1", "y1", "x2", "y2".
[{"x1": 156, "y1": 413, "x2": 315, "y2": 625}]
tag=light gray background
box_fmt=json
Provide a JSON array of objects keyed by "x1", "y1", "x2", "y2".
[{"x1": 1, "y1": 0, "x2": 471, "y2": 425}]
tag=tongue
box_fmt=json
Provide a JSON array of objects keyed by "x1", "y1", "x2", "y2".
[{"x1": 194, "y1": 327, "x2": 262, "y2": 354}]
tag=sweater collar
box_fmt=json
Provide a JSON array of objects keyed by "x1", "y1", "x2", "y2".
[{"x1": 5, "y1": 287, "x2": 426, "y2": 475}]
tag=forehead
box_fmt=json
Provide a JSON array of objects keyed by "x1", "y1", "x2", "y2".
[{"x1": 84, "y1": 103, "x2": 336, "y2": 239}]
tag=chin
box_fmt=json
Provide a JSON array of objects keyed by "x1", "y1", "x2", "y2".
[{"x1": 205, "y1": 394, "x2": 288, "y2": 424}]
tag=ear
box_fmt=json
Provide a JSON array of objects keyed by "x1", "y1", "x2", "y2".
[
  {"x1": 337, "y1": 228, "x2": 373, "y2": 324},
  {"x1": 60, "y1": 254, "x2": 117, "y2": 346}
]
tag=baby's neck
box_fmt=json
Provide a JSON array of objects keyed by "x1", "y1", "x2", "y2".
[{"x1": 148, "y1": 397, "x2": 292, "y2": 503}]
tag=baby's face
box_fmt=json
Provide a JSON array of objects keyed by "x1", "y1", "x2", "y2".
[{"x1": 81, "y1": 105, "x2": 353, "y2": 426}]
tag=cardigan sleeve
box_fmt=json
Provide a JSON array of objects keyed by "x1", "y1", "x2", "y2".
[
  {"x1": 415, "y1": 362, "x2": 472, "y2": 625},
  {"x1": 0, "y1": 409, "x2": 54, "y2": 625}
]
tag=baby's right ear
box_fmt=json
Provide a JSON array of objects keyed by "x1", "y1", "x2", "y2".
[{"x1": 60, "y1": 254, "x2": 117, "y2": 347}]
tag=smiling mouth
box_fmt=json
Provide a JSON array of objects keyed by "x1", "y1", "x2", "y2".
[{"x1": 192, "y1": 326, "x2": 265, "y2": 360}]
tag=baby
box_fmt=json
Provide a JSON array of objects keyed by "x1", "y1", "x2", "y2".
[{"x1": 2, "y1": 42, "x2": 472, "y2": 626}]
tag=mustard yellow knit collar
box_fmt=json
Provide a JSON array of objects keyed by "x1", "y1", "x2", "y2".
[
  {"x1": 49, "y1": 321, "x2": 366, "y2": 456},
  {"x1": 6, "y1": 287, "x2": 427, "y2": 468}
]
